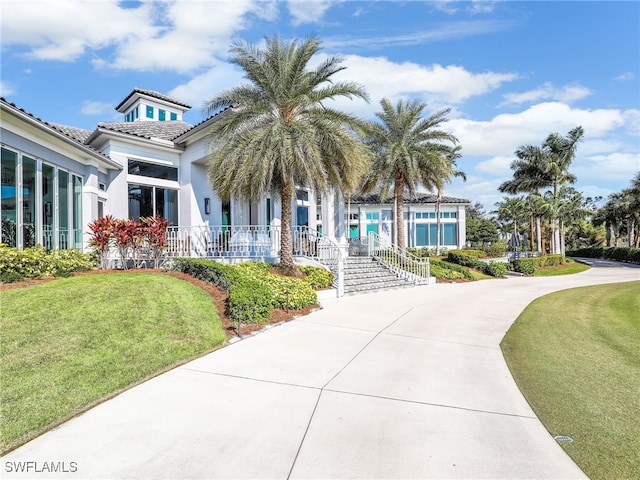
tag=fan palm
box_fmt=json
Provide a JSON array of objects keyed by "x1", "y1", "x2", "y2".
[
  {"x1": 204, "y1": 36, "x2": 371, "y2": 274},
  {"x1": 362, "y1": 98, "x2": 460, "y2": 250}
]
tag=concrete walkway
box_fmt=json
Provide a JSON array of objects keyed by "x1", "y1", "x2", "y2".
[{"x1": 3, "y1": 260, "x2": 638, "y2": 479}]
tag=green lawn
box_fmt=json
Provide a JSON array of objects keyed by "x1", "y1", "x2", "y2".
[
  {"x1": 0, "y1": 273, "x2": 226, "y2": 454},
  {"x1": 533, "y1": 259, "x2": 591, "y2": 276},
  {"x1": 501, "y1": 281, "x2": 640, "y2": 480}
]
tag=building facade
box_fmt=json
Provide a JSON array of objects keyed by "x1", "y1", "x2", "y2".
[{"x1": 1, "y1": 88, "x2": 469, "y2": 255}]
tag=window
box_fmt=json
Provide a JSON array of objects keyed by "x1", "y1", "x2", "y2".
[
  {"x1": 128, "y1": 184, "x2": 177, "y2": 225},
  {"x1": 365, "y1": 212, "x2": 379, "y2": 220},
  {"x1": 146, "y1": 105, "x2": 154, "y2": 119},
  {"x1": 296, "y1": 189, "x2": 309, "y2": 202},
  {"x1": 128, "y1": 159, "x2": 178, "y2": 181},
  {"x1": 159, "y1": 109, "x2": 166, "y2": 121},
  {"x1": 170, "y1": 112, "x2": 177, "y2": 121},
  {"x1": 1, "y1": 147, "x2": 81, "y2": 250},
  {"x1": 296, "y1": 206, "x2": 309, "y2": 227},
  {"x1": 1, "y1": 148, "x2": 17, "y2": 247},
  {"x1": 221, "y1": 201, "x2": 231, "y2": 229},
  {"x1": 134, "y1": 106, "x2": 139, "y2": 119}
]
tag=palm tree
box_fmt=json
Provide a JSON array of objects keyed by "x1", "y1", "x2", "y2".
[
  {"x1": 499, "y1": 127, "x2": 584, "y2": 254},
  {"x1": 495, "y1": 196, "x2": 527, "y2": 248},
  {"x1": 362, "y1": 98, "x2": 460, "y2": 250},
  {"x1": 204, "y1": 36, "x2": 371, "y2": 274}
]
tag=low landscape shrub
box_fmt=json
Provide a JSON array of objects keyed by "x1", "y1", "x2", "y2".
[
  {"x1": 567, "y1": 246, "x2": 640, "y2": 265},
  {"x1": 300, "y1": 265, "x2": 334, "y2": 289},
  {"x1": 0, "y1": 245, "x2": 96, "y2": 279},
  {"x1": 512, "y1": 259, "x2": 536, "y2": 275},
  {"x1": 479, "y1": 243, "x2": 505, "y2": 258},
  {"x1": 446, "y1": 250, "x2": 506, "y2": 277},
  {"x1": 429, "y1": 258, "x2": 473, "y2": 280},
  {"x1": 169, "y1": 258, "x2": 319, "y2": 324}
]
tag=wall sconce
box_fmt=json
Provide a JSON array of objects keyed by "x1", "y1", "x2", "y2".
[{"x1": 204, "y1": 197, "x2": 210, "y2": 215}]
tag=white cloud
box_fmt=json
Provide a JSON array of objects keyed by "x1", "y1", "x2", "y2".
[
  {"x1": 449, "y1": 102, "x2": 630, "y2": 157},
  {"x1": 475, "y1": 155, "x2": 514, "y2": 176},
  {"x1": 574, "y1": 153, "x2": 640, "y2": 183},
  {"x1": 321, "y1": 54, "x2": 518, "y2": 117},
  {"x1": 79, "y1": 100, "x2": 113, "y2": 116},
  {"x1": 501, "y1": 82, "x2": 592, "y2": 106},
  {"x1": 167, "y1": 60, "x2": 246, "y2": 116},
  {"x1": 615, "y1": 72, "x2": 636, "y2": 82},
  {"x1": 287, "y1": 0, "x2": 336, "y2": 25},
  {"x1": 1, "y1": 0, "x2": 155, "y2": 61},
  {"x1": 1, "y1": 0, "x2": 260, "y2": 72},
  {"x1": 0, "y1": 81, "x2": 15, "y2": 97}
]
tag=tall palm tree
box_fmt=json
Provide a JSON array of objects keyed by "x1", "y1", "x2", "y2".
[
  {"x1": 362, "y1": 98, "x2": 460, "y2": 250},
  {"x1": 204, "y1": 36, "x2": 371, "y2": 274},
  {"x1": 495, "y1": 196, "x2": 527, "y2": 248},
  {"x1": 499, "y1": 127, "x2": 584, "y2": 254}
]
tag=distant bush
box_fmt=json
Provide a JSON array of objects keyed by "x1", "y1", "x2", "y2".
[
  {"x1": 430, "y1": 258, "x2": 474, "y2": 280},
  {"x1": 446, "y1": 250, "x2": 506, "y2": 278},
  {"x1": 512, "y1": 259, "x2": 535, "y2": 275},
  {"x1": 567, "y1": 246, "x2": 640, "y2": 265},
  {"x1": 479, "y1": 243, "x2": 505, "y2": 258}
]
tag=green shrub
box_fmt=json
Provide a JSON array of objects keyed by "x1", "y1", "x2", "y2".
[
  {"x1": 0, "y1": 245, "x2": 96, "y2": 278},
  {"x1": 485, "y1": 261, "x2": 508, "y2": 277},
  {"x1": 0, "y1": 271, "x2": 24, "y2": 283},
  {"x1": 566, "y1": 247, "x2": 640, "y2": 265},
  {"x1": 451, "y1": 249, "x2": 483, "y2": 259},
  {"x1": 300, "y1": 265, "x2": 334, "y2": 289},
  {"x1": 227, "y1": 280, "x2": 272, "y2": 325},
  {"x1": 479, "y1": 243, "x2": 505, "y2": 258},
  {"x1": 429, "y1": 258, "x2": 472, "y2": 280},
  {"x1": 513, "y1": 259, "x2": 535, "y2": 275}
]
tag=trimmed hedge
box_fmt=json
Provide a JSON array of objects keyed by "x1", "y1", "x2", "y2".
[
  {"x1": 168, "y1": 259, "x2": 319, "y2": 325},
  {"x1": 511, "y1": 254, "x2": 566, "y2": 274},
  {"x1": 0, "y1": 245, "x2": 97, "y2": 280},
  {"x1": 446, "y1": 250, "x2": 507, "y2": 278},
  {"x1": 430, "y1": 258, "x2": 474, "y2": 280},
  {"x1": 300, "y1": 265, "x2": 334, "y2": 289},
  {"x1": 567, "y1": 246, "x2": 640, "y2": 265}
]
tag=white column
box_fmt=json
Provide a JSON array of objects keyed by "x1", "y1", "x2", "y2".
[{"x1": 321, "y1": 190, "x2": 336, "y2": 241}]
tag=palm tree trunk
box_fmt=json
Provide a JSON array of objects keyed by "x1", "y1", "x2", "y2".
[
  {"x1": 395, "y1": 172, "x2": 405, "y2": 252},
  {"x1": 530, "y1": 216, "x2": 535, "y2": 252},
  {"x1": 435, "y1": 192, "x2": 442, "y2": 256},
  {"x1": 540, "y1": 215, "x2": 546, "y2": 255},
  {"x1": 279, "y1": 183, "x2": 295, "y2": 270},
  {"x1": 535, "y1": 216, "x2": 542, "y2": 254}
]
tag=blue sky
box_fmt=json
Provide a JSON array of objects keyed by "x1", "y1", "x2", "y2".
[{"x1": 1, "y1": 0, "x2": 638, "y2": 209}]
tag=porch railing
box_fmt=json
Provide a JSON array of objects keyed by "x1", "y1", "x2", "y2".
[{"x1": 365, "y1": 231, "x2": 431, "y2": 285}]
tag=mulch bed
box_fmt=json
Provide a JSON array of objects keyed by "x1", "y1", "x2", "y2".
[{"x1": 0, "y1": 269, "x2": 318, "y2": 339}]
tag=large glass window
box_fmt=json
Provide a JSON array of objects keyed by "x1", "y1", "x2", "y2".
[
  {"x1": 128, "y1": 159, "x2": 178, "y2": 181},
  {"x1": 22, "y1": 157, "x2": 37, "y2": 248},
  {"x1": 416, "y1": 224, "x2": 428, "y2": 246},
  {"x1": 128, "y1": 184, "x2": 178, "y2": 225},
  {"x1": 58, "y1": 170, "x2": 69, "y2": 249},
  {"x1": 42, "y1": 164, "x2": 55, "y2": 250},
  {"x1": 73, "y1": 175, "x2": 82, "y2": 248},
  {"x1": 1, "y1": 148, "x2": 17, "y2": 247}
]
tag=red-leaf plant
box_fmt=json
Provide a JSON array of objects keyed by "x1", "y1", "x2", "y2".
[
  {"x1": 140, "y1": 216, "x2": 170, "y2": 268},
  {"x1": 112, "y1": 219, "x2": 138, "y2": 270},
  {"x1": 88, "y1": 215, "x2": 116, "y2": 269}
]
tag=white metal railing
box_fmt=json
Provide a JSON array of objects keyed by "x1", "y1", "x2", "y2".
[
  {"x1": 366, "y1": 231, "x2": 431, "y2": 285},
  {"x1": 294, "y1": 226, "x2": 344, "y2": 297}
]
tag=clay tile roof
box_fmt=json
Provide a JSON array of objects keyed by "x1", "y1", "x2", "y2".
[
  {"x1": 48, "y1": 123, "x2": 93, "y2": 144},
  {"x1": 97, "y1": 121, "x2": 194, "y2": 141},
  {"x1": 115, "y1": 88, "x2": 191, "y2": 111},
  {"x1": 350, "y1": 192, "x2": 470, "y2": 205}
]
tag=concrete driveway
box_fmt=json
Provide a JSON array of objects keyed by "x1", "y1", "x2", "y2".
[{"x1": 3, "y1": 260, "x2": 638, "y2": 479}]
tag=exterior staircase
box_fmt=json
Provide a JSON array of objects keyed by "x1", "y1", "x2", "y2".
[{"x1": 343, "y1": 256, "x2": 415, "y2": 295}]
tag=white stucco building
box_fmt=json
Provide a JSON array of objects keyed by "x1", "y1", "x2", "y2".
[{"x1": 1, "y1": 88, "x2": 469, "y2": 257}]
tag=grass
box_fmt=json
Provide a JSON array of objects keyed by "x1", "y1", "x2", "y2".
[
  {"x1": 501, "y1": 281, "x2": 640, "y2": 480},
  {"x1": 0, "y1": 273, "x2": 226, "y2": 454},
  {"x1": 534, "y1": 259, "x2": 591, "y2": 276}
]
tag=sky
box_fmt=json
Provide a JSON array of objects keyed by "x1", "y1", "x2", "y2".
[{"x1": 1, "y1": 0, "x2": 638, "y2": 211}]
